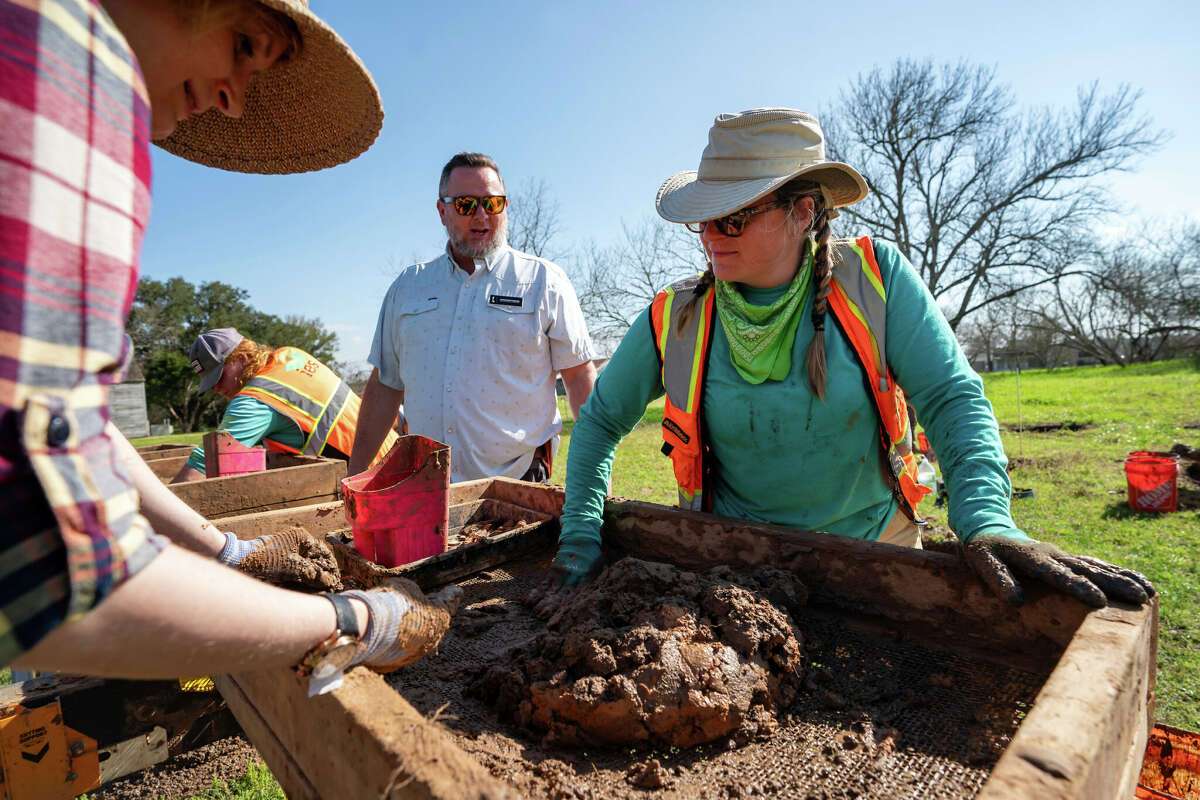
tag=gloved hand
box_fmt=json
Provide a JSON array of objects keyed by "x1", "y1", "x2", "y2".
[
  {"x1": 219, "y1": 528, "x2": 342, "y2": 592},
  {"x1": 1170, "y1": 442, "x2": 1199, "y2": 461},
  {"x1": 341, "y1": 579, "x2": 464, "y2": 672},
  {"x1": 551, "y1": 540, "x2": 602, "y2": 586},
  {"x1": 963, "y1": 535, "x2": 1155, "y2": 608}
]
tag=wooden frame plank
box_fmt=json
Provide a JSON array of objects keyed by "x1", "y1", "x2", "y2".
[
  {"x1": 980, "y1": 602, "x2": 1157, "y2": 800},
  {"x1": 214, "y1": 669, "x2": 507, "y2": 799},
  {"x1": 168, "y1": 458, "x2": 346, "y2": 519},
  {"x1": 135, "y1": 444, "x2": 194, "y2": 459}
]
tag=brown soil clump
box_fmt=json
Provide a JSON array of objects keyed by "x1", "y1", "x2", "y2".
[
  {"x1": 459, "y1": 517, "x2": 523, "y2": 544},
  {"x1": 477, "y1": 557, "x2": 807, "y2": 749},
  {"x1": 238, "y1": 525, "x2": 342, "y2": 591}
]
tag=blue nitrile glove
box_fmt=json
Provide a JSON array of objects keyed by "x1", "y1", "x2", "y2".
[{"x1": 552, "y1": 540, "x2": 602, "y2": 586}]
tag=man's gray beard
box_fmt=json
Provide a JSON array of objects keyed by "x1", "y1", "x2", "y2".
[{"x1": 449, "y1": 219, "x2": 507, "y2": 260}]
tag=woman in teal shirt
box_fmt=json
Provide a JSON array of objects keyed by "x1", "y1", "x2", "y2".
[{"x1": 553, "y1": 108, "x2": 1153, "y2": 609}]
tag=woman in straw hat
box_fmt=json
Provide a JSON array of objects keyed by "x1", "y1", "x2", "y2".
[
  {"x1": 3, "y1": 0, "x2": 459, "y2": 688},
  {"x1": 553, "y1": 108, "x2": 1153, "y2": 609}
]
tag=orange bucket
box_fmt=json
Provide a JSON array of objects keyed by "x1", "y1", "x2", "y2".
[
  {"x1": 1125, "y1": 453, "x2": 1178, "y2": 513},
  {"x1": 341, "y1": 435, "x2": 450, "y2": 567}
]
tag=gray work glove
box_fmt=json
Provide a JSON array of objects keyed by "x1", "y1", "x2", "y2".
[
  {"x1": 963, "y1": 535, "x2": 1155, "y2": 608},
  {"x1": 219, "y1": 528, "x2": 342, "y2": 592},
  {"x1": 341, "y1": 579, "x2": 464, "y2": 672}
]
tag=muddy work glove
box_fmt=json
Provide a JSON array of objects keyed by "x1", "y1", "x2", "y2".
[
  {"x1": 964, "y1": 535, "x2": 1155, "y2": 608},
  {"x1": 342, "y1": 579, "x2": 464, "y2": 672},
  {"x1": 219, "y1": 528, "x2": 342, "y2": 592}
]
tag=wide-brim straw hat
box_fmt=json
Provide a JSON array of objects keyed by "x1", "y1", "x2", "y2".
[
  {"x1": 156, "y1": 0, "x2": 383, "y2": 175},
  {"x1": 656, "y1": 108, "x2": 868, "y2": 223}
]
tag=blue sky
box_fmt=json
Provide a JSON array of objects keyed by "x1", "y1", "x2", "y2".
[{"x1": 139, "y1": 0, "x2": 1199, "y2": 366}]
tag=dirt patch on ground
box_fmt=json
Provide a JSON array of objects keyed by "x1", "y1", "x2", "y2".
[
  {"x1": 1001, "y1": 421, "x2": 1093, "y2": 433},
  {"x1": 1005, "y1": 455, "x2": 1064, "y2": 472},
  {"x1": 477, "y1": 558, "x2": 806, "y2": 749},
  {"x1": 89, "y1": 735, "x2": 259, "y2": 800}
]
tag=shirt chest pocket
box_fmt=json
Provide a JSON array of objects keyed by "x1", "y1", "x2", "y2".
[
  {"x1": 389, "y1": 295, "x2": 440, "y2": 357},
  {"x1": 396, "y1": 296, "x2": 439, "y2": 317},
  {"x1": 484, "y1": 284, "x2": 540, "y2": 338}
]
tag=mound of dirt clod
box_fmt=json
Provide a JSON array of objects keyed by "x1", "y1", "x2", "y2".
[{"x1": 476, "y1": 557, "x2": 807, "y2": 750}]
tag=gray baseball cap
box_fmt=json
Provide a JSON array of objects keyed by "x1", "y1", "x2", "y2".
[{"x1": 189, "y1": 328, "x2": 244, "y2": 393}]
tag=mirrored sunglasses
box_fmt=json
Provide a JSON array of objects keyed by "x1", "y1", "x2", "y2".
[{"x1": 442, "y1": 195, "x2": 507, "y2": 216}]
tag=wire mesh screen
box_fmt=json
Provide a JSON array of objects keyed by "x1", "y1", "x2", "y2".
[{"x1": 387, "y1": 556, "x2": 1045, "y2": 799}]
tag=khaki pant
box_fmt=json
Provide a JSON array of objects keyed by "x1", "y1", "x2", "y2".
[{"x1": 877, "y1": 511, "x2": 923, "y2": 549}]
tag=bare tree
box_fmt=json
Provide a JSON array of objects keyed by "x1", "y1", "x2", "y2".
[
  {"x1": 957, "y1": 292, "x2": 1072, "y2": 371},
  {"x1": 571, "y1": 218, "x2": 705, "y2": 351},
  {"x1": 1031, "y1": 223, "x2": 1200, "y2": 365},
  {"x1": 507, "y1": 177, "x2": 564, "y2": 260},
  {"x1": 824, "y1": 60, "x2": 1165, "y2": 329}
]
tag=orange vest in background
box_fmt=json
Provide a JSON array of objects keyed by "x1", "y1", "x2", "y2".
[
  {"x1": 239, "y1": 347, "x2": 397, "y2": 465},
  {"x1": 649, "y1": 236, "x2": 930, "y2": 519}
]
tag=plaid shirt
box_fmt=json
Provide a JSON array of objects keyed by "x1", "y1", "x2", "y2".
[{"x1": 1, "y1": 0, "x2": 166, "y2": 665}]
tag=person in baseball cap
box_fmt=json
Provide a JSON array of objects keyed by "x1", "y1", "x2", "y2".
[
  {"x1": 173, "y1": 328, "x2": 397, "y2": 484},
  {"x1": 190, "y1": 328, "x2": 246, "y2": 393}
]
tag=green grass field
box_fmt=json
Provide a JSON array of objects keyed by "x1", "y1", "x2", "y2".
[{"x1": 59, "y1": 359, "x2": 1200, "y2": 797}]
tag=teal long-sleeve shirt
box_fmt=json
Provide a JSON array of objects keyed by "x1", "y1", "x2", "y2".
[
  {"x1": 560, "y1": 239, "x2": 1027, "y2": 554},
  {"x1": 185, "y1": 395, "x2": 304, "y2": 472}
]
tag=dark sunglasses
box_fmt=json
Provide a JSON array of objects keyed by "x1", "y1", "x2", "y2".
[
  {"x1": 685, "y1": 200, "x2": 784, "y2": 237},
  {"x1": 441, "y1": 195, "x2": 507, "y2": 216}
]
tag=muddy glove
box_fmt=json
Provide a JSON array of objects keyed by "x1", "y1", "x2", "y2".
[
  {"x1": 220, "y1": 528, "x2": 342, "y2": 592},
  {"x1": 552, "y1": 540, "x2": 602, "y2": 586},
  {"x1": 341, "y1": 579, "x2": 464, "y2": 672},
  {"x1": 963, "y1": 535, "x2": 1155, "y2": 608},
  {"x1": 1170, "y1": 443, "x2": 1199, "y2": 461}
]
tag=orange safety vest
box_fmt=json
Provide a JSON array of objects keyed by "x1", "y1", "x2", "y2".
[
  {"x1": 238, "y1": 347, "x2": 397, "y2": 464},
  {"x1": 649, "y1": 236, "x2": 931, "y2": 520}
]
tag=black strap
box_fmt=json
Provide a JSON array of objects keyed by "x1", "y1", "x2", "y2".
[{"x1": 321, "y1": 593, "x2": 359, "y2": 639}]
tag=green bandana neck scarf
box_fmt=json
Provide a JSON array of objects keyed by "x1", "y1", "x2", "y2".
[{"x1": 715, "y1": 246, "x2": 814, "y2": 384}]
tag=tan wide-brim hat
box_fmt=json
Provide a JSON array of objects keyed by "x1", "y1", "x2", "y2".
[
  {"x1": 156, "y1": 0, "x2": 383, "y2": 175},
  {"x1": 656, "y1": 108, "x2": 868, "y2": 223}
]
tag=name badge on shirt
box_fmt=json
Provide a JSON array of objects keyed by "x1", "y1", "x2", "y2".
[{"x1": 489, "y1": 294, "x2": 523, "y2": 307}]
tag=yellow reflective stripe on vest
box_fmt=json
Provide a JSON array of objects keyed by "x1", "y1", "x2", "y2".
[
  {"x1": 833, "y1": 242, "x2": 888, "y2": 391},
  {"x1": 662, "y1": 284, "x2": 708, "y2": 415},
  {"x1": 303, "y1": 380, "x2": 352, "y2": 455},
  {"x1": 243, "y1": 376, "x2": 324, "y2": 420},
  {"x1": 678, "y1": 489, "x2": 703, "y2": 511},
  {"x1": 657, "y1": 288, "x2": 674, "y2": 357},
  {"x1": 685, "y1": 300, "x2": 710, "y2": 415}
]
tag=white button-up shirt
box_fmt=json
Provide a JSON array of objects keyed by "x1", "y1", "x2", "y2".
[{"x1": 368, "y1": 244, "x2": 597, "y2": 482}]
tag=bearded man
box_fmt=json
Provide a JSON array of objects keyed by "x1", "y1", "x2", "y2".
[{"x1": 350, "y1": 153, "x2": 597, "y2": 483}]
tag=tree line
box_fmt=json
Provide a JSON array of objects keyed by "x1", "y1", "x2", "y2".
[
  {"x1": 529, "y1": 60, "x2": 1195, "y2": 369},
  {"x1": 129, "y1": 58, "x2": 1197, "y2": 432},
  {"x1": 127, "y1": 277, "x2": 338, "y2": 431}
]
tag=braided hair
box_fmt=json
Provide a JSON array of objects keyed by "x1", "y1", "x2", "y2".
[
  {"x1": 674, "y1": 264, "x2": 716, "y2": 337},
  {"x1": 774, "y1": 180, "x2": 836, "y2": 401}
]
